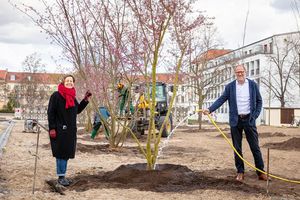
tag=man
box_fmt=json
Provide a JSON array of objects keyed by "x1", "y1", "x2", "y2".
[
  {"x1": 117, "y1": 83, "x2": 134, "y2": 116},
  {"x1": 90, "y1": 106, "x2": 110, "y2": 139},
  {"x1": 203, "y1": 65, "x2": 269, "y2": 182}
]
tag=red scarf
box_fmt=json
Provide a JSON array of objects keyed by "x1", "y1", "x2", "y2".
[{"x1": 58, "y1": 83, "x2": 76, "y2": 109}]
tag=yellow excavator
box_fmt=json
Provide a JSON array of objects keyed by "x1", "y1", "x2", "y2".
[{"x1": 132, "y1": 82, "x2": 173, "y2": 138}]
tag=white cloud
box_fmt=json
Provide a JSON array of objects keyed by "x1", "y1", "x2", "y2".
[
  {"x1": 0, "y1": 42, "x2": 68, "y2": 72},
  {"x1": 0, "y1": 1, "x2": 28, "y2": 25},
  {"x1": 0, "y1": 0, "x2": 72, "y2": 72},
  {"x1": 270, "y1": 0, "x2": 294, "y2": 12},
  {"x1": 0, "y1": 22, "x2": 48, "y2": 44},
  {"x1": 0, "y1": 0, "x2": 299, "y2": 72},
  {"x1": 195, "y1": 0, "x2": 298, "y2": 49}
]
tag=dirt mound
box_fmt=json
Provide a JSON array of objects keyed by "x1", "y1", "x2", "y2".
[
  {"x1": 179, "y1": 127, "x2": 230, "y2": 134},
  {"x1": 161, "y1": 145, "x2": 208, "y2": 157},
  {"x1": 216, "y1": 132, "x2": 231, "y2": 138},
  {"x1": 76, "y1": 143, "x2": 143, "y2": 157},
  {"x1": 76, "y1": 128, "x2": 88, "y2": 135},
  {"x1": 42, "y1": 142, "x2": 144, "y2": 158},
  {"x1": 66, "y1": 164, "x2": 266, "y2": 194},
  {"x1": 216, "y1": 131, "x2": 287, "y2": 139},
  {"x1": 263, "y1": 137, "x2": 300, "y2": 151},
  {"x1": 260, "y1": 132, "x2": 286, "y2": 138}
]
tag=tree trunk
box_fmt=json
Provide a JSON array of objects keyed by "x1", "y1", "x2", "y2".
[
  {"x1": 197, "y1": 96, "x2": 203, "y2": 130},
  {"x1": 281, "y1": 97, "x2": 285, "y2": 108},
  {"x1": 85, "y1": 106, "x2": 93, "y2": 132},
  {"x1": 198, "y1": 112, "x2": 202, "y2": 130}
]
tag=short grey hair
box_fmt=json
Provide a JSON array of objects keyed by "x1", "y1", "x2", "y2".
[{"x1": 234, "y1": 64, "x2": 246, "y2": 72}]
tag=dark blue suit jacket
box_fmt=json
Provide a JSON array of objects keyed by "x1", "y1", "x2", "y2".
[{"x1": 208, "y1": 79, "x2": 262, "y2": 127}]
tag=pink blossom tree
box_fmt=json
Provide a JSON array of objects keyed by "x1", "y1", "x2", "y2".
[
  {"x1": 12, "y1": 0, "x2": 207, "y2": 169},
  {"x1": 126, "y1": 0, "x2": 207, "y2": 169}
]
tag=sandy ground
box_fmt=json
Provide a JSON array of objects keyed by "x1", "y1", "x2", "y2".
[{"x1": 0, "y1": 120, "x2": 299, "y2": 200}]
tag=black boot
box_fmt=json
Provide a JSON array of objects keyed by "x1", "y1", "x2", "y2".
[{"x1": 57, "y1": 176, "x2": 70, "y2": 186}]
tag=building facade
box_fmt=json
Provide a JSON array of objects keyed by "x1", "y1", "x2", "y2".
[
  {"x1": 187, "y1": 32, "x2": 300, "y2": 126},
  {"x1": 0, "y1": 69, "x2": 62, "y2": 119}
]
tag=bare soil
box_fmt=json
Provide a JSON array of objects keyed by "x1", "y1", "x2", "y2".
[{"x1": 0, "y1": 121, "x2": 299, "y2": 200}]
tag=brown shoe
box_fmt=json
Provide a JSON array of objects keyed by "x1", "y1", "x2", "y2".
[
  {"x1": 258, "y1": 173, "x2": 271, "y2": 181},
  {"x1": 236, "y1": 173, "x2": 244, "y2": 182}
]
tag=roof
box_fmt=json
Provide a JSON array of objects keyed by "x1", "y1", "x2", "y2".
[
  {"x1": 2, "y1": 70, "x2": 62, "y2": 84},
  {"x1": 223, "y1": 31, "x2": 300, "y2": 56},
  {"x1": 0, "y1": 70, "x2": 8, "y2": 82},
  {"x1": 1, "y1": 69, "x2": 185, "y2": 86},
  {"x1": 193, "y1": 49, "x2": 231, "y2": 64},
  {"x1": 135, "y1": 73, "x2": 186, "y2": 84}
]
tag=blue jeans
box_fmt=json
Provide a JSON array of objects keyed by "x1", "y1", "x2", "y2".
[
  {"x1": 56, "y1": 158, "x2": 68, "y2": 177},
  {"x1": 230, "y1": 116, "x2": 264, "y2": 175}
]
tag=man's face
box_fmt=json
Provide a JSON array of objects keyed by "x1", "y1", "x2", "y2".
[{"x1": 235, "y1": 66, "x2": 246, "y2": 83}]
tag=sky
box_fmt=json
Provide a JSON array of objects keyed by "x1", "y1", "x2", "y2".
[{"x1": 0, "y1": 0, "x2": 299, "y2": 73}]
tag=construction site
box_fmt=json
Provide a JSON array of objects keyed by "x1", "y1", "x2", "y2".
[{"x1": 0, "y1": 113, "x2": 299, "y2": 199}]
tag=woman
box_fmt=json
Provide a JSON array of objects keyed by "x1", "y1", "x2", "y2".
[{"x1": 47, "y1": 74, "x2": 91, "y2": 186}]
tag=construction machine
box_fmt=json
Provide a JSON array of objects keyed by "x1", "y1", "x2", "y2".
[
  {"x1": 132, "y1": 82, "x2": 173, "y2": 138},
  {"x1": 90, "y1": 82, "x2": 173, "y2": 139}
]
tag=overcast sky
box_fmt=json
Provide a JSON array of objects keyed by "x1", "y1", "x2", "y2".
[{"x1": 0, "y1": 0, "x2": 299, "y2": 73}]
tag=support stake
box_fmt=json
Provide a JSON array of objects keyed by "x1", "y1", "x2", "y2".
[
  {"x1": 267, "y1": 148, "x2": 270, "y2": 195},
  {"x1": 32, "y1": 125, "x2": 41, "y2": 194}
]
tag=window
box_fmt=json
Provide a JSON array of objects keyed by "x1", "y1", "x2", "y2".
[
  {"x1": 256, "y1": 60, "x2": 260, "y2": 75},
  {"x1": 250, "y1": 61, "x2": 254, "y2": 75},
  {"x1": 246, "y1": 62, "x2": 249, "y2": 76},
  {"x1": 27, "y1": 76, "x2": 31, "y2": 81},
  {"x1": 150, "y1": 85, "x2": 166, "y2": 102},
  {"x1": 256, "y1": 78, "x2": 260, "y2": 87},
  {"x1": 264, "y1": 44, "x2": 268, "y2": 53},
  {"x1": 181, "y1": 96, "x2": 184, "y2": 103},
  {"x1": 10, "y1": 75, "x2": 16, "y2": 81}
]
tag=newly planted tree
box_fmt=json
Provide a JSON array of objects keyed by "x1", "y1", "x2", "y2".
[{"x1": 126, "y1": 0, "x2": 207, "y2": 169}]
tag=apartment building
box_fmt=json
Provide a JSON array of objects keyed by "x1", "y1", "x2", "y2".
[
  {"x1": 0, "y1": 69, "x2": 62, "y2": 117},
  {"x1": 187, "y1": 31, "x2": 300, "y2": 126}
]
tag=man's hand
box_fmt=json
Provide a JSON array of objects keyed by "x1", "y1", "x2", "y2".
[
  {"x1": 202, "y1": 109, "x2": 210, "y2": 115},
  {"x1": 84, "y1": 90, "x2": 92, "y2": 101},
  {"x1": 49, "y1": 129, "x2": 56, "y2": 139}
]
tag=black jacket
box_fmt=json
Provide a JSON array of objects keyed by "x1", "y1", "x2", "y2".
[{"x1": 47, "y1": 91, "x2": 88, "y2": 159}]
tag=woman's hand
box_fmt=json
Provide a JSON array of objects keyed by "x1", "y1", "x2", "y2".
[
  {"x1": 49, "y1": 129, "x2": 57, "y2": 139},
  {"x1": 84, "y1": 90, "x2": 92, "y2": 101}
]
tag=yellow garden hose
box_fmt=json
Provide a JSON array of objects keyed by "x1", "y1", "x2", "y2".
[{"x1": 197, "y1": 110, "x2": 300, "y2": 184}]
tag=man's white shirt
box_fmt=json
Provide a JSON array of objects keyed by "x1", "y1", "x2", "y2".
[{"x1": 236, "y1": 79, "x2": 250, "y2": 115}]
